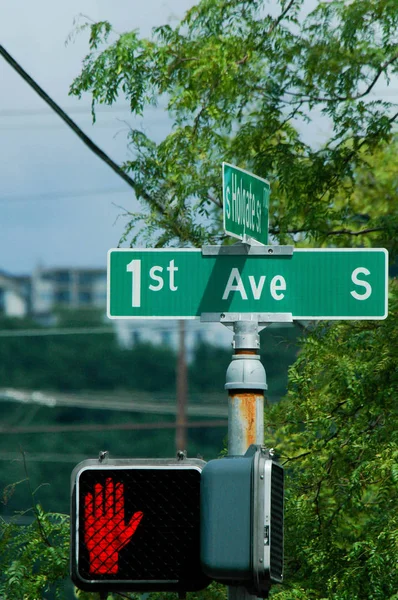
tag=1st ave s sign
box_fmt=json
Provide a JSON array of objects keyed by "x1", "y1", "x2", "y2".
[{"x1": 107, "y1": 248, "x2": 388, "y2": 320}]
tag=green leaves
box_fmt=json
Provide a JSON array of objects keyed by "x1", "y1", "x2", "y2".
[
  {"x1": 268, "y1": 283, "x2": 398, "y2": 598},
  {"x1": 68, "y1": 0, "x2": 398, "y2": 249},
  {"x1": 64, "y1": 3, "x2": 398, "y2": 597},
  {"x1": 0, "y1": 508, "x2": 69, "y2": 599}
]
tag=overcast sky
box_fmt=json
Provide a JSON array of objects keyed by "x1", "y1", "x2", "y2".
[
  {"x1": 0, "y1": 0, "x2": 197, "y2": 274},
  {"x1": 0, "y1": 1, "x2": 395, "y2": 275}
]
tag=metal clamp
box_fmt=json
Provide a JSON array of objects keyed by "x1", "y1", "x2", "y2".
[
  {"x1": 200, "y1": 313, "x2": 293, "y2": 328},
  {"x1": 201, "y1": 243, "x2": 294, "y2": 256}
]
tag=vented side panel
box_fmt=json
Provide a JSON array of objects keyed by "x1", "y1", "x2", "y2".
[{"x1": 270, "y1": 463, "x2": 284, "y2": 582}]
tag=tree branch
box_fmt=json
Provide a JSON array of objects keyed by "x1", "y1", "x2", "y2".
[
  {"x1": 282, "y1": 450, "x2": 312, "y2": 464},
  {"x1": 207, "y1": 193, "x2": 222, "y2": 208},
  {"x1": 282, "y1": 52, "x2": 398, "y2": 103},
  {"x1": 268, "y1": 0, "x2": 299, "y2": 36},
  {"x1": 325, "y1": 227, "x2": 386, "y2": 237},
  {"x1": 268, "y1": 226, "x2": 386, "y2": 237}
]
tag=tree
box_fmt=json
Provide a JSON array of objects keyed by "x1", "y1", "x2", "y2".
[
  {"x1": 70, "y1": 0, "x2": 398, "y2": 251},
  {"x1": 68, "y1": 1, "x2": 398, "y2": 596},
  {"x1": 267, "y1": 281, "x2": 398, "y2": 599},
  {"x1": 0, "y1": 481, "x2": 69, "y2": 600}
]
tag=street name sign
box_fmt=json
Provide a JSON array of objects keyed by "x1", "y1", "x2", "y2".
[
  {"x1": 107, "y1": 248, "x2": 388, "y2": 320},
  {"x1": 222, "y1": 163, "x2": 270, "y2": 245}
]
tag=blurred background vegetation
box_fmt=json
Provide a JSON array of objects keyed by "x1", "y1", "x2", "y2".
[{"x1": 0, "y1": 309, "x2": 300, "y2": 517}]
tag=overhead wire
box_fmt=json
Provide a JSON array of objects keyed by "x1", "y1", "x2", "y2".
[
  {"x1": 0, "y1": 319, "x2": 216, "y2": 336},
  {"x1": 0, "y1": 327, "x2": 114, "y2": 337},
  {"x1": 0, "y1": 44, "x2": 138, "y2": 192},
  {"x1": 0, "y1": 105, "x2": 132, "y2": 117},
  {"x1": 0, "y1": 389, "x2": 228, "y2": 416},
  {"x1": 0, "y1": 420, "x2": 228, "y2": 435},
  {"x1": 0, "y1": 186, "x2": 132, "y2": 203},
  {"x1": 0, "y1": 120, "x2": 134, "y2": 132}
]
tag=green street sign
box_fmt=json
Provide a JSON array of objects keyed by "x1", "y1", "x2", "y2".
[
  {"x1": 222, "y1": 162, "x2": 270, "y2": 245},
  {"x1": 107, "y1": 248, "x2": 388, "y2": 320}
]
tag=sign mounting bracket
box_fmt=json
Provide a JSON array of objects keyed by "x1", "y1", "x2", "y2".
[
  {"x1": 201, "y1": 244, "x2": 294, "y2": 256},
  {"x1": 200, "y1": 312, "x2": 294, "y2": 333}
]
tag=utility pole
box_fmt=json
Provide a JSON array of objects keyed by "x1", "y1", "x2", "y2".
[{"x1": 176, "y1": 319, "x2": 187, "y2": 452}]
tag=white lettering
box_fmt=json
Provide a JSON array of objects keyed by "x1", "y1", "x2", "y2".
[
  {"x1": 149, "y1": 265, "x2": 163, "y2": 291},
  {"x1": 350, "y1": 267, "x2": 371, "y2": 300},
  {"x1": 256, "y1": 201, "x2": 261, "y2": 232},
  {"x1": 226, "y1": 187, "x2": 231, "y2": 219},
  {"x1": 270, "y1": 275, "x2": 286, "y2": 300},
  {"x1": 126, "y1": 259, "x2": 141, "y2": 307},
  {"x1": 251, "y1": 186, "x2": 255, "y2": 229},
  {"x1": 248, "y1": 275, "x2": 266, "y2": 300},
  {"x1": 245, "y1": 189, "x2": 250, "y2": 228},
  {"x1": 167, "y1": 259, "x2": 178, "y2": 291},
  {"x1": 222, "y1": 268, "x2": 248, "y2": 300},
  {"x1": 232, "y1": 174, "x2": 237, "y2": 221}
]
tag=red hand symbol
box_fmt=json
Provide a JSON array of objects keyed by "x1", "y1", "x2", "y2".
[{"x1": 84, "y1": 477, "x2": 143, "y2": 574}]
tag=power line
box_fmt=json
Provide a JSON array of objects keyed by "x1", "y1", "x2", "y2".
[
  {"x1": 0, "y1": 102, "x2": 168, "y2": 118},
  {"x1": 0, "y1": 44, "x2": 138, "y2": 192},
  {"x1": 0, "y1": 451, "x2": 89, "y2": 463},
  {"x1": 0, "y1": 327, "x2": 113, "y2": 338},
  {"x1": 0, "y1": 321, "x2": 214, "y2": 337},
  {"x1": 0, "y1": 186, "x2": 132, "y2": 203},
  {"x1": 0, "y1": 389, "x2": 228, "y2": 416},
  {"x1": 0, "y1": 105, "x2": 131, "y2": 117},
  {"x1": 0, "y1": 44, "x2": 186, "y2": 241},
  {"x1": 0, "y1": 120, "x2": 134, "y2": 132},
  {"x1": 0, "y1": 419, "x2": 228, "y2": 435}
]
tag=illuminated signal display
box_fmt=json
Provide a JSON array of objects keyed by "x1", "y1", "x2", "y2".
[
  {"x1": 84, "y1": 477, "x2": 143, "y2": 575},
  {"x1": 71, "y1": 460, "x2": 209, "y2": 593}
]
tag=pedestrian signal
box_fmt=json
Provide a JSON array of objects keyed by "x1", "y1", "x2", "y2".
[{"x1": 71, "y1": 457, "x2": 209, "y2": 594}]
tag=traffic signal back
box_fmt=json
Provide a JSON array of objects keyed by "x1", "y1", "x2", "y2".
[{"x1": 200, "y1": 445, "x2": 284, "y2": 597}]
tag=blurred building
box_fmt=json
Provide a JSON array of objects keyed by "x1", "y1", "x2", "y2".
[
  {"x1": 30, "y1": 266, "x2": 107, "y2": 316},
  {"x1": 0, "y1": 265, "x2": 232, "y2": 351},
  {"x1": 0, "y1": 270, "x2": 29, "y2": 317},
  {"x1": 113, "y1": 318, "x2": 232, "y2": 356}
]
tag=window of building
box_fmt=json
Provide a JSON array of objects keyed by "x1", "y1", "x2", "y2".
[
  {"x1": 53, "y1": 271, "x2": 71, "y2": 283},
  {"x1": 55, "y1": 290, "x2": 71, "y2": 304},
  {"x1": 78, "y1": 291, "x2": 92, "y2": 304}
]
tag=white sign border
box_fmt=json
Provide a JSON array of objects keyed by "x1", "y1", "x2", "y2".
[
  {"x1": 107, "y1": 247, "x2": 389, "y2": 321},
  {"x1": 222, "y1": 162, "x2": 270, "y2": 244}
]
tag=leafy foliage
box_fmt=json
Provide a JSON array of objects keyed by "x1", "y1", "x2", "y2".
[
  {"x1": 0, "y1": 312, "x2": 177, "y2": 392},
  {"x1": 70, "y1": 0, "x2": 398, "y2": 249},
  {"x1": 267, "y1": 281, "x2": 398, "y2": 599},
  {"x1": 0, "y1": 504, "x2": 69, "y2": 599}
]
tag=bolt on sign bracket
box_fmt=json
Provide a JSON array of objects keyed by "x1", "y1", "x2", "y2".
[{"x1": 201, "y1": 244, "x2": 294, "y2": 256}]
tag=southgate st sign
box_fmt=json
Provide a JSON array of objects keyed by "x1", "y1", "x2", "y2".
[
  {"x1": 107, "y1": 248, "x2": 388, "y2": 320},
  {"x1": 222, "y1": 163, "x2": 270, "y2": 245}
]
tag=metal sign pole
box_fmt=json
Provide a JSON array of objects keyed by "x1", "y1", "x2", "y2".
[
  {"x1": 225, "y1": 319, "x2": 266, "y2": 455},
  {"x1": 201, "y1": 311, "x2": 292, "y2": 599},
  {"x1": 227, "y1": 319, "x2": 265, "y2": 600}
]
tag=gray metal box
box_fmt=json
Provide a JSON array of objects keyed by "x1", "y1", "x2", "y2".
[
  {"x1": 200, "y1": 445, "x2": 284, "y2": 597},
  {"x1": 201, "y1": 454, "x2": 252, "y2": 580}
]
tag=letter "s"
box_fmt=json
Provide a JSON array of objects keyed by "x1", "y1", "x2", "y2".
[{"x1": 350, "y1": 267, "x2": 371, "y2": 301}]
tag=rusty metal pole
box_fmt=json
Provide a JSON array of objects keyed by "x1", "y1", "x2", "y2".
[
  {"x1": 226, "y1": 319, "x2": 266, "y2": 600},
  {"x1": 226, "y1": 320, "x2": 266, "y2": 455}
]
